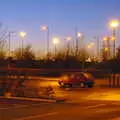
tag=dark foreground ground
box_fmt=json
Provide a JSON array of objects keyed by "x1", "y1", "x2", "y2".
[
  {"x1": 1, "y1": 76, "x2": 120, "y2": 120},
  {"x1": 0, "y1": 98, "x2": 120, "y2": 120}
]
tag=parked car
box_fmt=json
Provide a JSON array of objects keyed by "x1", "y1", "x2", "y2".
[{"x1": 58, "y1": 72, "x2": 94, "y2": 88}]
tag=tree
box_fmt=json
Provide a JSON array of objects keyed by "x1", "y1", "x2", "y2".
[
  {"x1": 0, "y1": 23, "x2": 7, "y2": 59},
  {"x1": 14, "y1": 45, "x2": 36, "y2": 60},
  {"x1": 116, "y1": 46, "x2": 120, "y2": 60},
  {"x1": 23, "y1": 45, "x2": 36, "y2": 60},
  {"x1": 13, "y1": 48, "x2": 22, "y2": 60}
]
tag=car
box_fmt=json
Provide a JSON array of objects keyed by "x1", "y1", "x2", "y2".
[{"x1": 58, "y1": 72, "x2": 94, "y2": 88}]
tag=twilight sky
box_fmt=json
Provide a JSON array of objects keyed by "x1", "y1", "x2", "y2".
[{"x1": 0, "y1": 0, "x2": 120, "y2": 55}]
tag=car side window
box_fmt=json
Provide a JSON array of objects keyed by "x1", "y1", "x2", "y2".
[
  {"x1": 70, "y1": 74, "x2": 75, "y2": 79},
  {"x1": 79, "y1": 74, "x2": 85, "y2": 79},
  {"x1": 76, "y1": 75, "x2": 80, "y2": 79}
]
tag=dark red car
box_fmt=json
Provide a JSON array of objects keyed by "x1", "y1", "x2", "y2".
[{"x1": 58, "y1": 72, "x2": 94, "y2": 88}]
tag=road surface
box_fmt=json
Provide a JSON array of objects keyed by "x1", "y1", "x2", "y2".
[
  {"x1": 1, "y1": 77, "x2": 120, "y2": 120},
  {"x1": 0, "y1": 98, "x2": 120, "y2": 120}
]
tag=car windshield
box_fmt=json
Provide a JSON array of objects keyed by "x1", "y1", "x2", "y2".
[{"x1": 83, "y1": 73, "x2": 93, "y2": 78}]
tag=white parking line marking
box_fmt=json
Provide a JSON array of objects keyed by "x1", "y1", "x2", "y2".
[
  {"x1": 13, "y1": 112, "x2": 58, "y2": 120},
  {"x1": 84, "y1": 104, "x2": 106, "y2": 109}
]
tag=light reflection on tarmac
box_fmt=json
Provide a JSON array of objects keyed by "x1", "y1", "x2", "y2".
[
  {"x1": 22, "y1": 78, "x2": 120, "y2": 102},
  {"x1": 24, "y1": 79, "x2": 59, "y2": 88}
]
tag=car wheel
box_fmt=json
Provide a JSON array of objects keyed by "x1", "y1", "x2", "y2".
[
  {"x1": 80, "y1": 82, "x2": 85, "y2": 88},
  {"x1": 87, "y1": 84, "x2": 93, "y2": 88},
  {"x1": 59, "y1": 82, "x2": 65, "y2": 88},
  {"x1": 61, "y1": 82, "x2": 65, "y2": 86},
  {"x1": 65, "y1": 84, "x2": 72, "y2": 88}
]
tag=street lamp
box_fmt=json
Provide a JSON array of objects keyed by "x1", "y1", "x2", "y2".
[
  {"x1": 41, "y1": 26, "x2": 50, "y2": 58},
  {"x1": 87, "y1": 42, "x2": 95, "y2": 61},
  {"x1": 76, "y1": 32, "x2": 84, "y2": 70},
  {"x1": 87, "y1": 42, "x2": 94, "y2": 49},
  {"x1": 7, "y1": 31, "x2": 16, "y2": 69},
  {"x1": 8, "y1": 31, "x2": 16, "y2": 57},
  {"x1": 104, "y1": 47, "x2": 109, "y2": 52},
  {"x1": 87, "y1": 42, "x2": 95, "y2": 54},
  {"x1": 76, "y1": 32, "x2": 83, "y2": 56},
  {"x1": 65, "y1": 36, "x2": 72, "y2": 56},
  {"x1": 103, "y1": 36, "x2": 111, "y2": 59},
  {"x1": 52, "y1": 37, "x2": 60, "y2": 56},
  {"x1": 19, "y1": 31, "x2": 27, "y2": 59},
  {"x1": 109, "y1": 20, "x2": 119, "y2": 58},
  {"x1": 77, "y1": 32, "x2": 82, "y2": 38}
]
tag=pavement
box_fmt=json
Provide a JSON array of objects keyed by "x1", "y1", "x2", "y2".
[
  {"x1": 0, "y1": 98, "x2": 120, "y2": 120},
  {"x1": 1, "y1": 77, "x2": 120, "y2": 119},
  {"x1": 2, "y1": 77, "x2": 120, "y2": 103},
  {"x1": 14, "y1": 78, "x2": 120, "y2": 102}
]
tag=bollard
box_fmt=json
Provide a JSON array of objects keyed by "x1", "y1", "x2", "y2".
[
  {"x1": 112, "y1": 74, "x2": 116, "y2": 87},
  {"x1": 109, "y1": 74, "x2": 112, "y2": 88},
  {"x1": 116, "y1": 74, "x2": 120, "y2": 87}
]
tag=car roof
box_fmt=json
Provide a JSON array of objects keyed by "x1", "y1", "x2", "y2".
[
  {"x1": 62, "y1": 72, "x2": 93, "y2": 77},
  {"x1": 62, "y1": 72, "x2": 86, "y2": 76}
]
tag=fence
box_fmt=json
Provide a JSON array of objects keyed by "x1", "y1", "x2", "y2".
[{"x1": 104, "y1": 74, "x2": 120, "y2": 88}]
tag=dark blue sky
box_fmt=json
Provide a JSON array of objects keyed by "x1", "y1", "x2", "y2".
[{"x1": 0, "y1": 0, "x2": 120, "y2": 53}]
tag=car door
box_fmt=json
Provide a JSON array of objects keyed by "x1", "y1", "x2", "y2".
[
  {"x1": 73, "y1": 74, "x2": 81, "y2": 85},
  {"x1": 78, "y1": 73, "x2": 86, "y2": 83}
]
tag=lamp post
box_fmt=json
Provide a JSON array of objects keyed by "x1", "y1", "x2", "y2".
[
  {"x1": 41, "y1": 26, "x2": 50, "y2": 58},
  {"x1": 52, "y1": 37, "x2": 60, "y2": 57},
  {"x1": 19, "y1": 31, "x2": 27, "y2": 59},
  {"x1": 76, "y1": 32, "x2": 82, "y2": 56},
  {"x1": 103, "y1": 36, "x2": 111, "y2": 59},
  {"x1": 87, "y1": 42, "x2": 95, "y2": 58},
  {"x1": 76, "y1": 32, "x2": 84, "y2": 70},
  {"x1": 8, "y1": 31, "x2": 16, "y2": 58},
  {"x1": 7, "y1": 31, "x2": 16, "y2": 69},
  {"x1": 65, "y1": 36, "x2": 72, "y2": 56},
  {"x1": 109, "y1": 20, "x2": 119, "y2": 58}
]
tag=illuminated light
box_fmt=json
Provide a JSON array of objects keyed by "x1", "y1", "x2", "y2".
[
  {"x1": 90, "y1": 42, "x2": 94, "y2": 46},
  {"x1": 87, "y1": 42, "x2": 94, "y2": 49},
  {"x1": 86, "y1": 57, "x2": 92, "y2": 62},
  {"x1": 103, "y1": 37, "x2": 109, "y2": 41},
  {"x1": 87, "y1": 44, "x2": 91, "y2": 49},
  {"x1": 111, "y1": 36, "x2": 116, "y2": 41},
  {"x1": 104, "y1": 47, "x2": 109, "y2": 51},
  {"x1": 66, "y1": 36, "x2": 72, "y2": 41},
  {"x1": 52, "y1": 37, "x2": 60, "y2": 45},
  {"x1": 62, "y1": 76, "x2": 68, "y2": 80},
  {"x1": 4, "y1": 92, "x2": 12, "y2": 98},
  {"x1": 20, "y1": 32, "x2": 27, "y2": 38},
  {"x1": 77, "y1": 32, "x2": 82, "y2": 37},
  {"x1": 109, "y1": 20, "x2": 119, "y2": 28},
  {"x1": 41, "y1": 26, "x2": 48, "y2": 31}
]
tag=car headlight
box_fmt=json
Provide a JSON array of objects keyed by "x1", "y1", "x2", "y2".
[{"x1": 62, "y1": 76, "x2": 68, "y2": 80}]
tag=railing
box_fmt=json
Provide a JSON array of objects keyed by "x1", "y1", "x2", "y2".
[{"x1": 104, "y1": 74, "x2": 120, "y2": 87}]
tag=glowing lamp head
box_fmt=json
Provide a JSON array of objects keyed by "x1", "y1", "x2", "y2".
[
  {"x1": 77, "y1": 32, "x2": 82, "y2": 37},
  {"x1": 104, "y1": 47, "x2": 109, "y2": 51},
  {"x1": 66, "y1": 37, "x2": 72, "y2": 41},
  {"x1": 20, "y1": 32, "x2": 27, "y2": 38},
  {"x1": 111, "y1": 36, "x2": 116, "y2": 41},
  {"x1": 87, "y1": 44, "x2": 91, "y2": 49},
  {"x1": 52, "y1": 37, "x2": 60, "y2": 45},
  {"x1": 103, "y1": 37, "x2": 109, "y2": 41},
  {"x1": 109, "y1": 20, "x2": 119, "y2": 28},
  {"x1": 87, "y1": 42, "x2": 94, "y2": 49},
  {"x1": 41, "y1": 26, "x2": 48, "y2": 31}
]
